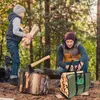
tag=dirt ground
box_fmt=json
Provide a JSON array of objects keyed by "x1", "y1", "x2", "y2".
[{"x1": 0, "y1": 80, "x2": 100, "y2": 100}]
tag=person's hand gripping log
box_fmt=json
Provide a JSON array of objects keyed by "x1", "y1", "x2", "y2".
[{"x1": 22, "y1": 24, "x2": 39, "y2": 48}]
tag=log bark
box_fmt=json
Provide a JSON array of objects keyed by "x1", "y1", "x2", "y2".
[
  {"x1": 22, "y1": 24, "x2": 39, "y2": 48},
  {"x1": 42, "y1": 68, "x2": 60, "y2": 79},
  {"x1": 19, "y1": 68, "x2": 60, "y2": 93},
  {"x1": 60, "y1": 72, "x2": 69, "y2": 97},
  {"x1": 30, "y1": 73, "x2": 49, "y2": 95},
  {"x1": 19, "y1": 72, "x2": 49, "y2": 95},
  {"x1": 30, "y1": 68, "x2": 60, "y2": 79},
  {"x1": 96, "y1": 0, "x2": 100, "y2": 80}
]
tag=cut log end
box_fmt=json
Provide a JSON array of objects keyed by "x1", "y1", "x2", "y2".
[
  {"x1": 80, "y1": 91, "x2": 89, "y2": 96},
  {"x1": 19, "y1": 72, "x2": 49, "y2": 95}
]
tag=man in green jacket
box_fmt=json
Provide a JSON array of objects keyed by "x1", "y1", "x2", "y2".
[{"x1": 57, "y1": 32, "x2": 89, "y2": 75}]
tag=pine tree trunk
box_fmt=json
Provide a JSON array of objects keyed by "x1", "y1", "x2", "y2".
[
  {"x1": 96, "y1": 0, "x2": 100, "y2": 80},
  {"x1": 27, "y1": 0, "x2": 33, "y2": 63},
  {"x1": 0, "y1": 43, "x2": 2, "y2": 60},
  {"x1": 0, "y1": 30, "x2": 4, "y2": 60},
  {"x1": 38, "y1": 0, "x2": 43, "y2": 68},
  {"x1": 44, "y1": 0, "x2": 50, "y2": 68}
]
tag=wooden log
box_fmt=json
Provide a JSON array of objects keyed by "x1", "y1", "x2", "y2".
[
  {"x1": 63, "y1": 71, "x2": 83, "y2": 76},
  {"x1": 19, "y1": 72, "x2": 50, "y2": 95},
  {"x1": 22, "y1": 24, "x2": 39, "y2": 48},
  {"x1": 30, "y1": 73, "x2": 50, "y2": 95},
  {"x1": 19, "y1": 84, "x2": 23, "y2": 93},
  {"x1": 19, "y1": 70, "x2": 25, "y2": 93},
  {"x1": 42, "y1": 68, "x2": 60, "y2": 79},
  {"x1": 25, "y1": 72, "x2": 30, "y2": 89},
  {"x1": 60, "y1": 87, "x2": 64, "y2": 93},
  {"x1": 80, "y1": 91, "x2": 89, "y2": 96},
  {"x1": 34, "y1": 68, "x2": 60, "y2": 79},
  {"x1": 65, "y1": 88, "x2": 68, "y2": 94},
  {"x1": 55, "y1": 94, "x2": 64, "y2": 99},
  {"x1": 22, "y1": 72, "x2": 30, "y2": 93},
  {"x1": 62, "y1": 88, "x2": 68, "y2": 97},
  {"x1": 31, "y1": 56, "x2": 50, "y2": 68},
  {"x1": 30, "y1": 73, "x2": 42, "y2": 94},
  {"x1": 64, "y1": 81, "x2": 68, "y2": 86}
]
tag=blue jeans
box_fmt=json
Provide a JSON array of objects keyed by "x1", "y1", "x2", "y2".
[
  {"x1": 57, "y1": 67, "x2": 68, "y2": 76},
  {"x1": 57, "y1": 61, "x2": 88, "y2": 75},
  {"x1": 7, "y1": 40, "x2": 20, "y2": 77}
]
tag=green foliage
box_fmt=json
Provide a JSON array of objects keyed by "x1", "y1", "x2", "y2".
[
  {"x1": 0, "y1": 0, "x2": 96, "y2": 79},
  {"x1": 0, "y1": 0, "x2": 14, "y2": 63},
  {"x1": 83, "y1": 39, "x2": 96, "y2": 80}
]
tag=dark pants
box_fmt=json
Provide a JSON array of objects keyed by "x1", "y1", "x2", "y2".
[
  {"x1": 6, "y1": 40, "x2": 20, "y2": 77},
  {"x1": 57, "y1": 61, "x2": 88, "y2": 76}
]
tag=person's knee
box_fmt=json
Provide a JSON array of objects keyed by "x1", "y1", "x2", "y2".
[
  {"x1": 13, "y1": 59, "x2": 20, "y2": 66},
  {"x1": 57, "y1": 67, "x2": 67, "y2": 75},
  {"x1": 81, "y1": 65, "x2": 88, "y2": 72}
]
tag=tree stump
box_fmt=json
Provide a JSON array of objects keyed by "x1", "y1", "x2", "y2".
[{"x1": 19, "y1": 71, "x2": 49, "y2": 95}]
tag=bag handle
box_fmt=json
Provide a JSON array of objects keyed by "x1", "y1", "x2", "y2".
[{"x1": 67, "y1": 60, "x2": 74, "y2": 72}]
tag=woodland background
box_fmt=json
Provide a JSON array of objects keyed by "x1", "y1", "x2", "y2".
[{"x1": 0, "y1": 0, "x2": 98, "y2": 80}]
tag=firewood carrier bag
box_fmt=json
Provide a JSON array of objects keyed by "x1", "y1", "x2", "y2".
[{"x1": 60, "y1": 66, "x2": 90, "y2": 99}]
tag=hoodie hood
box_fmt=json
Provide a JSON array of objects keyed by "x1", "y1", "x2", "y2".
[
  {"x1": 8, "y1": 12, "x2": 21, "y2": 21},
  {"x1": 62, "y1": 33, "x2": 78, "y2": 49},
  {"x1": 6, "y1": 12, "x2": 22, "y2": 44}
]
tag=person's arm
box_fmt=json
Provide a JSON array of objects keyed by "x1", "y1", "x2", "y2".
[
  {"x1": 13, "y1": 17, "x2": 33, "y2": 39},
  {"x1": 78, "y1": 44, "x2": 89, "y2": 62},
  {"x1": 77, "y1": 44, "x2": 89, "y2": 71},
  {"x1": 58, "y1": 45, "x2": 69, "y2": 68},
  {"x1": 13, "y1": 17, "x2": 25, "y2": 37}
]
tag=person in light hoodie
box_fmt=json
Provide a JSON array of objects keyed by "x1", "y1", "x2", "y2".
[{"x1": 6, "y1": 4, "x2": 32, "y2": 86}]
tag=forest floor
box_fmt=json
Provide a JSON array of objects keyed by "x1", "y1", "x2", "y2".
[{"x1": 0, "y1": 80, "x2": 100, "y2": 100}]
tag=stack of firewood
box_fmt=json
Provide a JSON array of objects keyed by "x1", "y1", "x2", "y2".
[
  {"x1": 60, "y1": 73, "x2": 69, "y2": 97},
  {"x1": 60, "y1": 71, "x2": 84, "y2": 98}
]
